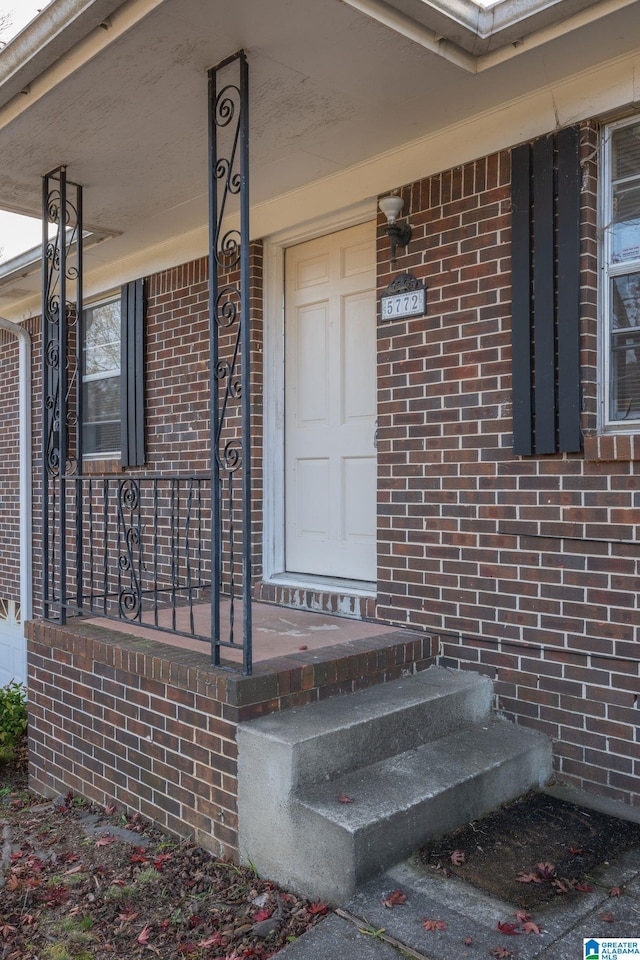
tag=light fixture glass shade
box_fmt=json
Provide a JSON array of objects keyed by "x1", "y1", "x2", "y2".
[{"x1": 379, "y1": 194, "x2": 404, "y2": 225}]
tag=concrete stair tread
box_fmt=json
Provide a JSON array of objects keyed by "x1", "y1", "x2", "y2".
[
  {"x1": 238, "y1": 666, "x2": 492, "y2": 787},
  {"x1": 247, "y1": 666, "x2": 487, "y2": 745},
  {"x1": 296, "y1": 719, "x2": 549, "y2": 832}
]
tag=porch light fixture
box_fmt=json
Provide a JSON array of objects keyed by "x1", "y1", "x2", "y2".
[{"x1": 379, "y1": 193, "x2": 412, "y2": 266}]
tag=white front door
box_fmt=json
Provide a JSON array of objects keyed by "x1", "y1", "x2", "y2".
[{"x1": 285, "y1": 221, "x2": 377, "y2": 582}]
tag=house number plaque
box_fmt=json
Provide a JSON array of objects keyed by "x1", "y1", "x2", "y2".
[{"x1": 380, "y1": 273, "x2": 427, "y2": 321}]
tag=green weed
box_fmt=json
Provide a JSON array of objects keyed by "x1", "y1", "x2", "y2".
[{"x1": 0, "y1": 681, "x2": 27, "y2": 760}]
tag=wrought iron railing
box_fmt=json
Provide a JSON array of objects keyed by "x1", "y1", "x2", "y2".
[
  {"x1": 43, "y1": 474, "x2": 250, "y2": 655},
  {"x1": 41, "y1": 52, "x2": 254, "y2": 672}
]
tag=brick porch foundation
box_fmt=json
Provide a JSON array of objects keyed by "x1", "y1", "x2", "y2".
[{"x1": 26, "y1": 619, "x2": 436, "y2": 859}]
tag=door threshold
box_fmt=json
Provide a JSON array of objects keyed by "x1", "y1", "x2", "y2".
[
  {"x1": 256, "y1": 575, "x2": 377, "y2": 621},
  {"x1": 267, "y1": 572, "x2": 376, "y2": 597}
]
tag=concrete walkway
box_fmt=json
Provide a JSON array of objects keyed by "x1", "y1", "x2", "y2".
[{"x1": 279, "y1": 825, "x2": 640, "y2": 959}]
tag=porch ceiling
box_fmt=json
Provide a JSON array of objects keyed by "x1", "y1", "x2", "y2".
[{"x1": 0, "y1": 0, "x2": 638, "y2": 313}]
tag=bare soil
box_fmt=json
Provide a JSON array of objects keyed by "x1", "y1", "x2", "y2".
[
  {"x1": 418, "y1": 791, "x2": 640, "y2": 908},
  {"x1": 0, "y1": 741, "x2": 326, "y2": 960}
]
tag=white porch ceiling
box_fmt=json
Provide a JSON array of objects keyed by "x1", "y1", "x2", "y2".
[{"x1": 0, "y1": 0, "x2": 638, "y2": 313}]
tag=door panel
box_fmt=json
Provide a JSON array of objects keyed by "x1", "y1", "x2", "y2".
[{"x1": 285, "y1": 221, "x2": 376, "y2": 581}]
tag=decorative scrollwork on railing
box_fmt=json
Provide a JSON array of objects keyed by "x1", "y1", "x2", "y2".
[
  {"x1": 212, "y1": 81, "x2": 242, "y2": 274},
  {"x1": 217, "y1": 229, "x2": 241, "y2": 270},
  {"x1": 117, "y1": 479, "x2": 142, "y2": 621},
  {"x1": 43, "y1": 169, "x2": 82, "y2": 480},
  {"x1": 216, "y1": 284, "x2": 240, "y2": 326},
  {"x1": 209, "y1": 50, "x2": 252, "y2": 670}
]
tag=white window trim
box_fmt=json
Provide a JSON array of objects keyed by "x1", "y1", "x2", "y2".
[{"x1": 600, "y1": 115, "x2": 640, "y2": 432}]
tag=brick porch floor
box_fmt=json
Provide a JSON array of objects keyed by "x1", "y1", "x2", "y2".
[{"x1": 90, "y1": 598, "x2": 393, "y2": 666}]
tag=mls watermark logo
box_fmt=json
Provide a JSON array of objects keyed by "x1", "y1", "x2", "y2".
[{"x1": 585, "y1": 939, "x2": 640, "y2": 959}]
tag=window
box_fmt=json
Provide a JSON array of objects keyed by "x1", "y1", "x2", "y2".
[
  {"x1": 603, "y1": 118, "x2": 640, "y2": 426},
  {"x1": 81, "y1": 279, "x2": 145, "y2": 465},
  {"x1": 83, "y1": 297, "x2": 121, "y2": 457}
]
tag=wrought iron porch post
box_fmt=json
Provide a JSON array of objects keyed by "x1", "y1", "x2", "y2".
[
  {"x1": 42, "y1": 166, "x2": 83, "y2": 624},
  {"x1": 208, "y1": 50, "x2": 253, "y2": 673}
]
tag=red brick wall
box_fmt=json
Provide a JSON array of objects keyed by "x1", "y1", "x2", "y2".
[
  {"x1": 0, "y1": 331, "x2": 21, "y2": 603},
  {"x1": 0, "y1": 317, "x2": 41, "y2": 612},
  {"x1": 27, "y1": 620, "x2": 435, "y2": 857},
  {"x1": 377, "y1": 122, "x2": 640, "y2": 808}
]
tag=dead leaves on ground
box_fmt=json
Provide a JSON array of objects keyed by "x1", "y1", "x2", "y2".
[
  {"x1": 381, "y1": 889, "x2": 407, "y2": 908},
  {"x1": 307, "y1": 902, "x2": 329, "y2": 916},
  {"x1": 516, "y1": 870, "x2": 544, "y2": 884},
  {"x1": 421, "y1": 918, "x2": 447, "y2": 932},
  {"x1": 496, "y1": 911, "x2": 543, "y2": 937},
  {"x1": 0, "y1": 794, "x2": 330, "y2": 960},
  {"x1": 515, "y1": 859, "x2": 606, "y2": 899}
]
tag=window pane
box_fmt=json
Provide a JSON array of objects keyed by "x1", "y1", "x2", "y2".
[
  {"x1": 83, "y1": 375, "x2": 120, "y2": 454},
  {"x1": 83, "y1": 295, "x2": 121, "y2": 456},
  {"x1": 84, "y1": 300, "x2": 120, "y2": 375},
  {"x1": 610, "y1": 273, "x2": 640, "y2": 420},
  {"x1": 612, "y1": 122, "x2": 640, "y2": 180},
  {"x1": 83, "y1": 420, "x2": 121, "y2": 455},
  {"x1": 84, "y1": 376, "x2": 120, "y2": 419},
  {"x1": 611, "y1": 124, "x2": 640, "y2": 265},
  {"x1": 611, "y1": 181, "x2": 640, "y2": 264}
]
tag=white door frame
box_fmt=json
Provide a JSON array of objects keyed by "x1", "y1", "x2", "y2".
[{"x1": 262, "y1": 199, "x2": 377, "y2": 588}]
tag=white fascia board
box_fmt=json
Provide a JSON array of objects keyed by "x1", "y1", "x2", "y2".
[{"x1": 413, "y1": 0, "x2": 606, "y2": 40}]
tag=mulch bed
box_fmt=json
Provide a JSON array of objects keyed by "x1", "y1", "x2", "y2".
[
  {"x1": 0, "y1": 741, "x2": 326, "y2": 960},
  {"x1": 418, "y1": 791, "x2": 640, "y2": 908}
]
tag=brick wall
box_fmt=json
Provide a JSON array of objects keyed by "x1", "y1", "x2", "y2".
[
  {"x1": 377, "y1": 122, "x2": 640, "y2": 808},
  {"x1": 26, "y1": 620, "x2": 435, "y2": 857},
  {"x1": 0, "y1": 317, "x2": 41, "y2": 612},
  {"x1": 15, "y1": 114, "x2": 640, "y2": 817},
  {"x1": 0, "y1": 331, "x2": 20, "y2": 603}
]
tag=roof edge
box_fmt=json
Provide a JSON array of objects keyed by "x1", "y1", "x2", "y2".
[{"x1": 0, "y1": 0, "x2": 130, "y2": 110}]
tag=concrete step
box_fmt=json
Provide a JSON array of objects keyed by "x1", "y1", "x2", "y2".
[
  {"x1": 294, "y1": 719, "x2": 551, "y2": 903},
  {"x1": 237, "y1": 666, "x2": 492, "y2": 789},
  {"x1": 236, "y1": 665, "x2": 552, "y2": 905}
]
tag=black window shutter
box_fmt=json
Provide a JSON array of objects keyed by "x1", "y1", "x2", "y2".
[
  {"x1": 121, "y1": 278, "x2": 145, "y2": 467},
  {"x1": 510, "y1": 126, "x2": 581, "y2": 455},
  {"x1": 511, "y1": 143, "x2": 533, "y2": 456}
]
